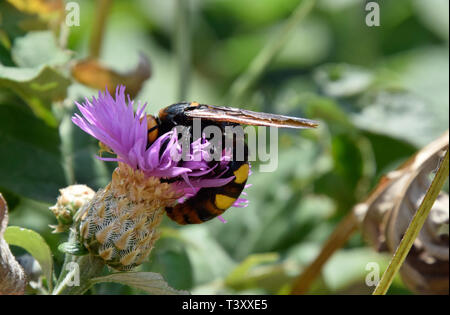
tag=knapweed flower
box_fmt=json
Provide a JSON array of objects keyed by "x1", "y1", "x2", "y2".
[{"x1": 71, "y1": 86, "x2": 248, "y2": 270}]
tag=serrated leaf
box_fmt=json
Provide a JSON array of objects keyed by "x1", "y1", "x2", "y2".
[
  {"x1": 90, "y1": 272, "x2": 189, "y2": 295},
  {"x1": 3, "y1": 225, "x2": 53, "y2": 291}
]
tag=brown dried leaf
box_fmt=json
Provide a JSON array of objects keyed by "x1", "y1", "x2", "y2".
[
  {"x1": 355, "y1": 130, "x2": 449, "y2": 294},
  {"x1": 0, "y1": 194, "x2": 27, "y2": 295},
  {"x1": 71, "y1": 54, "x2": 151, "y2": 98}
]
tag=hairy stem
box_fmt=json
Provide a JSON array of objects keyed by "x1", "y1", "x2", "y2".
[
  {"x1": 52, "y1": 254, "x2": 105, "y2": 295},
  {"x1": 373, "y1": 149, "x2": 449, "y2": 295},
  {"x1": 53, "y1": 227, "x2": 105, "y2": 295}
]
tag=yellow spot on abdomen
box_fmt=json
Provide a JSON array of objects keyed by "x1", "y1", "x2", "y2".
[
  {"x1": 233, "y1": 164, "x2": 249, "y2": 184},
  {"x1": 215, "y1": 194, "x2": 236, "y2": 210}
]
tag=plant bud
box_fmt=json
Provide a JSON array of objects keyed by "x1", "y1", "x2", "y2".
[{"x1": 50, "y1": 185, "x2": 95, "y2": 233}]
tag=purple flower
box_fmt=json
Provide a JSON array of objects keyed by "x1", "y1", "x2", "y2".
[{"x1": 72, "y1": 86, "x2": 249, "y2": 210}]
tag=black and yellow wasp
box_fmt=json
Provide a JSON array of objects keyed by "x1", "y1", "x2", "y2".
[{"x1": 136, "y1": 102, "x2": 318, "y2": 225}]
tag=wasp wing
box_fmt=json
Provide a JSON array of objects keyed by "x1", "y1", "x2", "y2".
[{"x1": 184, "y1": 105, "x2": 318, "y2": 129}]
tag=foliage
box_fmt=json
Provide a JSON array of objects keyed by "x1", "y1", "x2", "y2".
[{"x1": 0, "y1": 0, "x2": 448, "y2": 294}]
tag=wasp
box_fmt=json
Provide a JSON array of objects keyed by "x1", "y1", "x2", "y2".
[
  {"x1": 148, "y1": 102, "x2": 317, "y2": 225},
  {"x1": 101, "y1": 102, "x2": 318, "y2": 225}
]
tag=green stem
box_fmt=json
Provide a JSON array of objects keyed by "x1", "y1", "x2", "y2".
[
  {"x1": 58, "y1": 108, "x2": 76, "y2": 185},
  {"x1": 372, "y1": 149, "x2": 449, "y2": 295},
  {"x1": 53, "y1": 228, "x2": 105, "y2": 295},
  {"x1": 52, "y1": 254, "x2": 105, "y2": 295},
  {"x1": 89, "y1": 0, "x2": 113, "y2": 59},
  {"x1": 175, "y1": 0, "x2": 191, "y2": 101},
  {"x1": 227, "y1": 0, "x2": 316, "y2": 105}
]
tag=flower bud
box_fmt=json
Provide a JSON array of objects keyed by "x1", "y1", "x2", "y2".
[{"x1": 50, "y1": 185, "x2": 95, "y2": 233}]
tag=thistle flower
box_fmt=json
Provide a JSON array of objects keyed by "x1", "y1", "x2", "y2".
[
  {"x1": 72, "y1": 86, "x2": 237, "y2": 193},
  {"x1": 71, "y1": 86, "x2": 248, "y2": 270}
]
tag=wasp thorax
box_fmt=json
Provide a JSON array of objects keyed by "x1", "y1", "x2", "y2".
[
  {"x1": 78, "y1": 164, "x2": 181, "y2": 270},
  {"x1": 50, "y1": 185, "x2": 95, "y2": 233}
]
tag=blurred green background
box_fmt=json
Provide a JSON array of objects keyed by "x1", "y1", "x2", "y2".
[{"x1": 0, "y1": 0, "x2": 448, "y2": 294}]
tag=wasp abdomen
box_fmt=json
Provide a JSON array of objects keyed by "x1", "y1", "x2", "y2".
[{"x1": 165, "y1": 161, "x2": 249, "y2": 225}]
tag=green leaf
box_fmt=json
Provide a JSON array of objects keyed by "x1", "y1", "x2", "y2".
[
  {"x1": 145, "y1": 234, "x2": 194, "y2": 291},
  {"x1": 180, "y1": 226, "x2": 236, "y2": 285},
  {"x1": 313, "y1": 63, "x2": 373, "y2": 98},
  {"x1": 3, "y1": 225, "x2": 54, "y2": 291},
  {"x1": 0, "y1": 31, "x2": 71, "y2": 126},
  {"x1": 413, "y1": 0, "x2": 449, "y2": 41},
  {"x1": 353, "y1": 90, "x2": 441, "y2": 148},
  {"x1": 250, "y1": 194, "x2": 336, "y2": 253},
  {"x1": 0, "y1": 104, "x2": 66, "y2": 202},
  {"x1": 363, "y1": 131, "x2": 417, "y2": 178},
  {"x1": 302, "y1": 94, "x2": 355, "y2": 132},
  {"x1": 0, "y1": 2, "x2": 48, "y2": 41},
  {"x1": 201, "y1": 0, "x2": 311, "y2": 46},
  {"x1": 322, "y1": 248, "x2": 391, "y2": 293},
  {"x1": 90, "y1": 272, "x2": 189, "y2": 295},
  {"x1": 208, "y1": 137, "x2": 334, "y2": 259},
  {"x1": 354, "y1": 48, "x2": 449, "y2": 147},
  {"x1": 0, "y1": 65, "x2": 70, "y2": 126},
  {"x1": 225, "y1": 253, "x2": 279, "y2": 288},
  {"x1": 11, "y1": 31, "x2": 71, "y2": 68}
]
